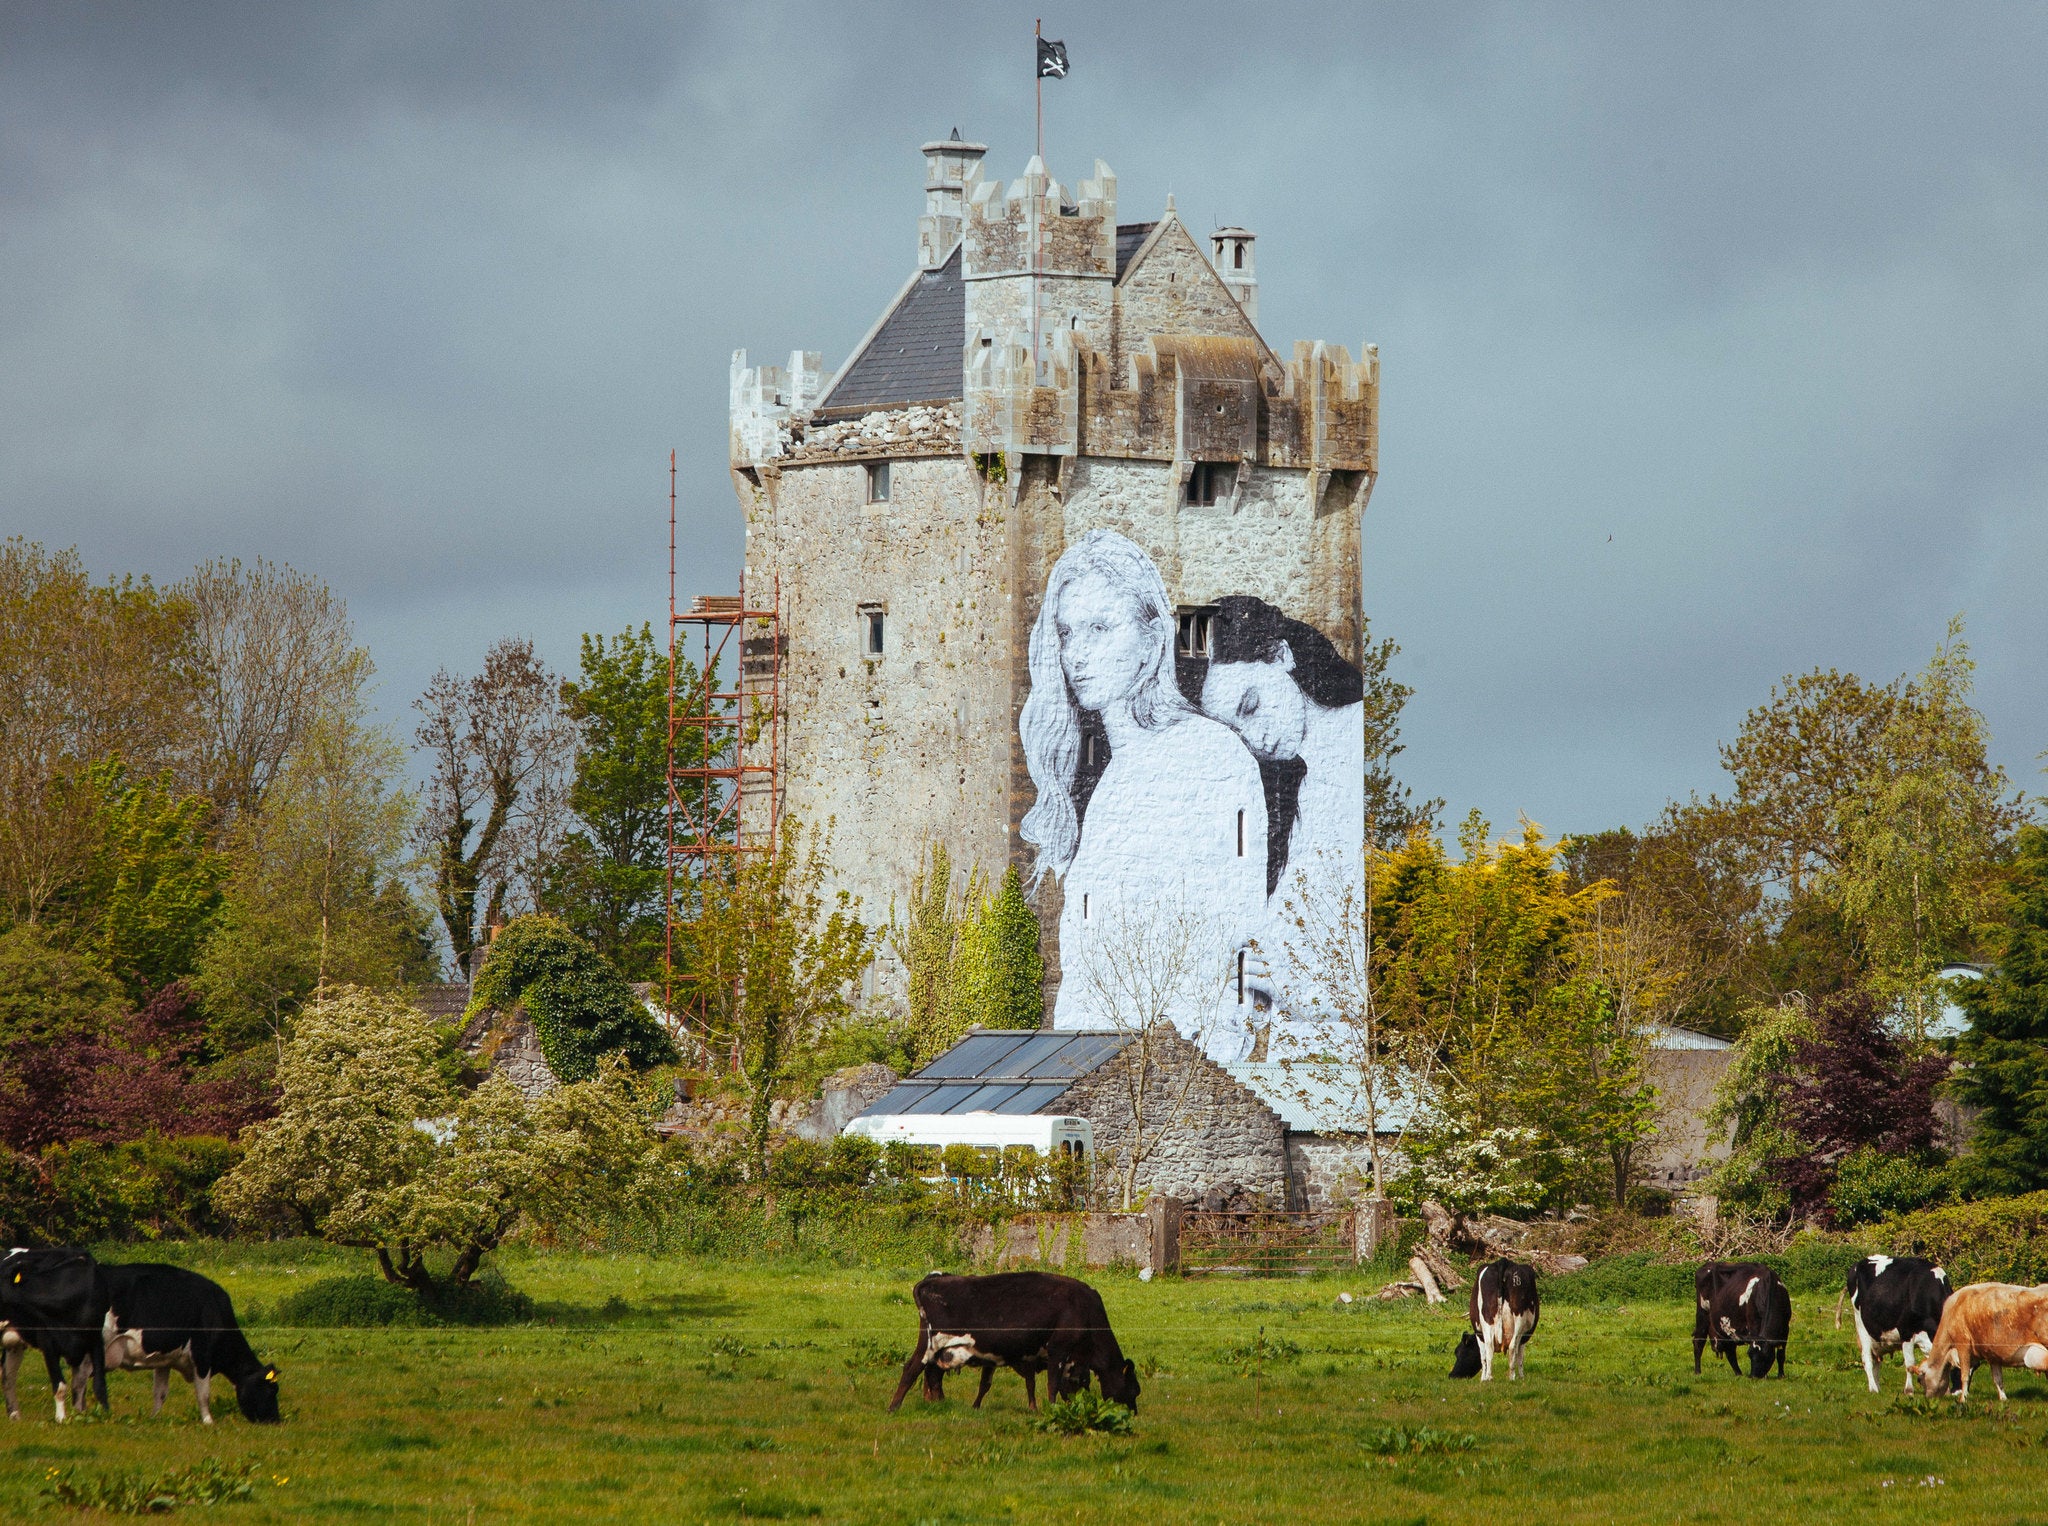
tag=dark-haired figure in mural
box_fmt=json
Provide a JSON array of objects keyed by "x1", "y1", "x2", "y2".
[
  {"x1": 1200, "y1": 595, "x2": 1367, "y2": 1032},
  {"x1": 1020, "y1": 529, "x2": 1269, "y2": 1060}
]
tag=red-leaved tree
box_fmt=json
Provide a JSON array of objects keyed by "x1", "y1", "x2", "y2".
[{"x1": 1769, "y1": 987, "x2": 1946, "y2": 1222}]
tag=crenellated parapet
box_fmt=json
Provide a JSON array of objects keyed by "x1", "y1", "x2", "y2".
[
  {"x1": 730, "y1": 349, "x2": 826, "y2": 463},
  {"x1": 961, "y1": 331, "x2": 1377, "y2": 475},
  {"x1": 962, "y1": 156, "x2": 1117, "y2": 281}
]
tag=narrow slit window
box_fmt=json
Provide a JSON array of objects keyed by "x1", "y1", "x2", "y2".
[
  {"x1": 1185, "y1": 462, "x2": 1236, "y2": 506},
  {"x1": 1082, "y1": 893, "x2": 1090, "y2": 921},
  {"x1": 1236, "y1": 809, "x2": 1246, "y2": 857},
  {"x1": 1233, "y1": 243, "x2": 1244, "y2": 269},
  {"x1": 862, "y1": 609, "x2": 885, "y2": 656},
  {"x1": 1237, "y1": 949, "x2": 1246, "y2": 1005},
  {"x1": 865, "y1": 460, "x2": 891, "y2": 503}
]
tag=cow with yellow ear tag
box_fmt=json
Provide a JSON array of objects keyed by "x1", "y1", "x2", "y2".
[{"x1": 100, "y1": 1263, "x2": 281, "y2": 1423}]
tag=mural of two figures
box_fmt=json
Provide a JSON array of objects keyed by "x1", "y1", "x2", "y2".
[{"x1": 1021, "y1": 528, "x2": 1366, "y2": 1062}]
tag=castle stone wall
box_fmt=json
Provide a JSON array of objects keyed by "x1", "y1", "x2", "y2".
[{"x1": 744, "y1": 454, "x2": 1016, "y2": 947}]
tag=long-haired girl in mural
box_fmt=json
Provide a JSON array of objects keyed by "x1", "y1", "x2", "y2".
[{"x1": 1020, "y1": 530, "x2": 1269, "y2": 1058}]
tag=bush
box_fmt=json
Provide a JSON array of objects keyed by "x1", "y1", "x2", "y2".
[
  {"x1": 1829, "y1": 1148, "x2": 1955, "y2": 1228},
  {"x1": 1032, "y1": 1390, "x2": 1133, "y2": 1436},
  {"x1": 1871, "y1": 1191, "x2": 2048, "y2": 1286},
  {"x1": 273, "y1": 1273, "x2": 535, "y2": 1327},
  {"x1": 1541, "y1": 1252, "x2": 1698, "y2": 1306},
  {"x1": 0, "y1": 1134, "x2": 241, "y2": 1243}
]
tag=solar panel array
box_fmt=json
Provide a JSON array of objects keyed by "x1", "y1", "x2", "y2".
[{"x1": 853, "y1": 1031, "x2": 1134, "y2": 1119}]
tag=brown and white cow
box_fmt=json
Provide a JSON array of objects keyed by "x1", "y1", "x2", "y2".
[
  {"x1": 888, "y1": 1271, "x2": 1138, "y2": 1413},
  {"x1": 1464, "y1": 1259, "x2": 1539, "y2": 1382},
  {"x1": 1910, "y1": 1281, "x2": 2048, "y2": 1403}
]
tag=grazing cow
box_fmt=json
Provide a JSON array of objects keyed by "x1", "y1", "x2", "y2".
[
  {"x1": 100, "y1": 1263, "x2": 280, "y2": 1424},
  {"x1": 1910, "y1": 1281, "x2": 2048, "y2": 1403},
  {"x1": 1448, "y1": 1331, "x2": 1482, "y2": 1379},
  {"x1": 887, "y1": 1271, "x2": 1139, "y2": 1414},
  {"x1": 1837, "y1": 1254, "x2": 1950, "y2": 1394},
  {"x1": 1466, "y1": 1259, "x2": 1539, "y2": 1381},
  {"x1": 1698, "y1": 1261, "x2": 1790, "y2": 1378},
  {"x1": 1, "y1": 1248, "x2": 109, "y2": 1421}
]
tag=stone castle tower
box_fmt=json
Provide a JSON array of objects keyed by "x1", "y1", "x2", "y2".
[{"x1": 728, "y1": 134, "x2": 1377, "y2": 1043}]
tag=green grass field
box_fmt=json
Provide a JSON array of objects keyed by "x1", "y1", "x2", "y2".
[{"x1": 6, "y1": 1243, "x2": 2046, "y2": 1523}]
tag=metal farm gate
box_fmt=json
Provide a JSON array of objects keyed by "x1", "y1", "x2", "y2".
[{"x1": 1179, "y1": 1210, "x2": 1357, "y2": 1277}]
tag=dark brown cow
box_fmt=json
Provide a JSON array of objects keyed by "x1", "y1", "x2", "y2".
[
  {"x1": 887, "y1": 1271, "x2": 1138, "y2": 1413},
  {"x1": 1697, "y1": 1261, "x2": 1789, "y2": 1378}
]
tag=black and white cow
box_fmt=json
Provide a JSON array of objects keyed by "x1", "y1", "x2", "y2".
[
  {"x1": 1465, "y1": 1259, "x2": 1540, "y2": 1381},
  {"x1": 1838, "y1": 1254, "x2": 1950, "y2": 1394},
  {"x1": 887, "y1": 1271, "x2": 1139, "y2": 1414},
  {"x1": 100, "y1": 1263, "x2": 280, "y2": 1424},
  {"x1": 1, "y1": 1248, "x2": 109, "y2": 1421},
  {"x1": 1696, "y1": 1261, "x2": 1790, "y2": 1379}
]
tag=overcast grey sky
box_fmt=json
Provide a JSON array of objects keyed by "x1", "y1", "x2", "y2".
[{"x1": 5, "y1": 1, "x2": 2043, "y2": 840}]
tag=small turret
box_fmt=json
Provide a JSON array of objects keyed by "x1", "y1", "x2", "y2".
[
  {"x1": 1210, "y1": 227, "x2": 1257, "y2": 323},
  {"x1": 919, "y1": 130, "x2": 987, "y2": 270}
]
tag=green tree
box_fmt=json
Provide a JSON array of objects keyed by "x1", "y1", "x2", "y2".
[
  {"x1": 1953, "y1": 827, "x2": 2048, "y2": 1194},
  {"x1": 196, "y1": 713, "x2": 432, "y2": 1055},
  {"x1": 58, "y1": 761, "x2": 225, "y2": 1000},
  {"x1": 465, "y1": 914, "x2": 675, "y2": 1083},
  {"x1": 1704, "y1": 999, "x2": 1815, "y2": 1217},
  {"x1": 545, "y1": 625, "x2": 696, "y2": 980},
  {"x1": 1831, "y1": 622, "x2": 2019, "y2": 1036},
  {"x1": 674, "y1": 819, "x2": 876, "y2": 1174},
  {"x1": 217, "y1": 986, "x2": 663, "y2": 1290},
  {"x1": 0, "y1": 925, "x2": 126, "y2": 1048},
  {"x1": 1377, "y1": 815, "x2": 1655, "y2": 1209},
  {"x1": 893, "y1": 843, "x2": 974, "y2": 1065},
  {"x1": 0, "y1": 542, "x2": 204, "y2": 934},
  {"x1": 956, "y1": 865, "x2": 1043, "y2": 1034}
]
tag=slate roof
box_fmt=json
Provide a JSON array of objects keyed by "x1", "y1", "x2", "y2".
[
  {"x1": 816, "y1": 221, "x2": 1167, "y2": 416},
  {"x1": 1115, "y1": 222, "x2": 1156, "y2": 279},
  {"x1": 853, "y1": 1029, "x2": 1134, "y2": 1119},
  {"x1": 817, "y1": 246, "x2": 965, "y2": 414}
]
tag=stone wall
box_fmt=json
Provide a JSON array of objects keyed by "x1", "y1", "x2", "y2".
[
  {"x1": 1053, "y1": 1024, "x2": 1288, "y2": 1204},
  {"x1": 741, "y1": 451, "x2": 1017, "y2": 965},
  {"x1": 1642, "y1": 1049, "x2": 1736, "y2": 1190},
  {"x1": 460, "y1": 1006, "x2": 559, "y2": 1100}
]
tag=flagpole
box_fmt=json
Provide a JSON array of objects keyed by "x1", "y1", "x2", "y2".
[{"x1": 1035, "y1": 18, "x2": 1043, "y2": 162}]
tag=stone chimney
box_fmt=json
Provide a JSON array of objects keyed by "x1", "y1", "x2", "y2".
[
  {"x1": 919, "y1": 129, "x2": 987, "y2": 270},
  {"x1": 1211, "y1": 226, "x2": 1258, "y2": 323}
]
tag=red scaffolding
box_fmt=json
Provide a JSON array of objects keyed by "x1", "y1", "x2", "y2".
[{"x1": 662, "y1": 451, "x2": 781, "y2": 1041}]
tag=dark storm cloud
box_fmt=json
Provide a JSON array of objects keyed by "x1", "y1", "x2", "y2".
[{"x1": 3, "y1": 1, "x2": 2042, "y2": 833}]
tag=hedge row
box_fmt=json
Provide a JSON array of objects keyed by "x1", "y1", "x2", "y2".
[
  {"x1": 1868, "y1": 1191, "x2": 2048, "y2": 1285},
  {"x1": 0, "y1": 1136, "x2": 241, "y2": 1244}
]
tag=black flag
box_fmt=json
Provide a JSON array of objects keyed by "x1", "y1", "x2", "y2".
[{"x1": 1037, "y1": 37, "x2": 1069, "y2": 78}]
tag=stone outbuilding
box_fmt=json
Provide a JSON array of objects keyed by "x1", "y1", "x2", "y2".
[{"x1": 850, "y1": 1026, "x2": 1289, "y2": 1205}]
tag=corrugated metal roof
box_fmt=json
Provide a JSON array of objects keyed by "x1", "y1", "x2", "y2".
[
  {"x1": 817, "y1": 245, "x2": 964, "y2": 414},
  {"x1": 851, "y1": 1029, "x2": 1136, "y2": 1121},
  {"x1": 1115, "y1": 222, "x2": 1156, "y2": 280}
]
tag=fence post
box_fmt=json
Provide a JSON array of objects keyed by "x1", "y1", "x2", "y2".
[
  {"x1": 1353, "y1": 1195, "x2": 1396, "y2": 1264},
  {"x1": 1144, "y1": 1195, "x2": 1183, "y2": 1275}
]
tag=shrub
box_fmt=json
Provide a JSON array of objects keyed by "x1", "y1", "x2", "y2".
[
  {"x1": 273, "y1": 1273, "x2": 535, "y2": 1327},
  {"x1": 466, "y1": 915, "x2": 674, "y2": 1082},
  {"x1": 0, "y1": 1134, "x2": 241, "y2": 1244},
  {"x1": 1541, "y1": 1252, "x2": 1697, "y2": 1306},
  {"x1": 1032, "y1": 1390, "x2": 1133, "y2": 1436},
  {"x1": 1872, "y1": 1191, "x2": 2048, "y2": 1285},
  {"x1": 1829, "y1": 1148, "x2": 1955, "y2": 1228}
]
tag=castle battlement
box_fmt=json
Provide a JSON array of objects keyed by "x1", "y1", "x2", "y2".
[
  {"x1": 962, "y1": 330, "x2": 1377, "y2": 476},
  {"x1": 962, "y1": 156, "x2": 1118, "y2": 282},
  {"x1": 729, "y1": 348, "x2": 825, "y2": 462}
]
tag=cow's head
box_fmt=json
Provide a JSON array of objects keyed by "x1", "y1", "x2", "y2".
[
  {"x1": 1910, "y1": 1349, "x2": 1958, "y2": 1398},
  {"x1": 235, "y1": 1365, "x2": 282, "y2": 1424},
  {"x1": 1100, "y1": 1357, "x2": 1141, "y2": 1411}
]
